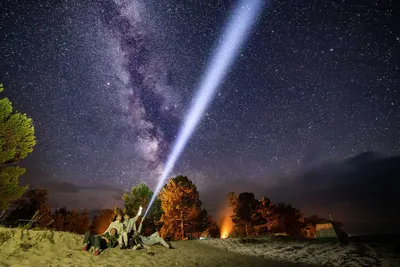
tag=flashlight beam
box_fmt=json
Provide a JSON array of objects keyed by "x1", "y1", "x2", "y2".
[{"x1": 145, "y1": 0, "x2": 265, "y2": 217}]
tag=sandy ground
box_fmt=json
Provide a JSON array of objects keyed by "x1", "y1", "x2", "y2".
[
  {"x1": 0, "y1": 227, "x2": 399, "y2": 267},
  {"x1": 202, "y1": 236, "x2": 400, "y2": 267}
]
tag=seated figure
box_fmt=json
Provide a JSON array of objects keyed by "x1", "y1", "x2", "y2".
[
  {"x1": 82, "y1": 228, "x2": 119, "y2": 256},
  {"x1": 131, "y1": 218, "x2": 173, "y2": 250},
  {"x1": 119, "y1": 206, "x2": 142, "y2": 249}
]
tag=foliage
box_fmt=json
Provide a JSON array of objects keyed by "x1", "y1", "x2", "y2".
[
  {"x1": 7, "y1": 189, "x2": 49, "y2": 222},
  {"x1": 0, "y1": 84, "x2": 36, "y2": 210},
  {"x1": 0, "y1": 166, "x2": 27, "y2": 210},
  {"x1": 159, "y1": 175, "x2": 204, "y2": 240},
  {"x1": 77, "y1": 208, "x2": 91, "y2": 233},
  {"x1": 207, "y1": 221, "x2": 220, "y2": 238},
  {"x1": 4, "y1": 188, "x2": 90, "y2": 233},
  {"x1": 237, "y1": 193, "x2": 257, "y2": 225},
  {"x1": 122, "y1": 183, "x2": 162, "y2": 234},
  {"x1": 251, "y1": 196, "x2": 276, "y2": 235},
  {"x1": 91, "y1": 209, "x2": 114, "y2": 234},
  {"x1": 226, "y1": 191, "x2": 335, "y2": 239},
  {"x1": 273, "y1": 203, "x2": 305, "y2": 237},
  {"x1": 229, "y1": 192, "x2": 257, "y2": 236},
  {"x1": 50, "y1": 207, "x2": 90, "y2": 234}
]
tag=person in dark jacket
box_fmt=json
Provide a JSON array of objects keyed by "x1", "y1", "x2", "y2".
[{"x1": 82, "y1": 228, "x2": 119, "y2": 256}]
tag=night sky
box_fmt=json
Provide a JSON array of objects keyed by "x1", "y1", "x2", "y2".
[{"x1": 1, "y1": 0, "x2": 399, "y2": 235}]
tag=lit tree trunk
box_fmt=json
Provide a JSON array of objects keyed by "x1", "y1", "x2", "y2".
[
  {"x1": 180, "y1": 210, "x2": 184, "y2": 240},
  {"x1": 245, "y1": 223, "x2": 249, "y2": 237}
]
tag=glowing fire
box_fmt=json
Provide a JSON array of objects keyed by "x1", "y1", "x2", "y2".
[
  {"x1": 220, "y1": 207, "x2": 234, "y2": 239},
  {"x1": 221, "y1": 231, "x2": 230, "y2": 239}
]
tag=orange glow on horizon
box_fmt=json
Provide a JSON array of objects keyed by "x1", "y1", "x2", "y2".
[{"x1": 220, "y1": 206, "x2": 234, "y2": 239}]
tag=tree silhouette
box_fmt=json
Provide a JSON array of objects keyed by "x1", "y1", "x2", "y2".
[
  {"x1": 52, "y1": 207, "x2": 69, "y2": 231},
  {"x1": 271, "y1": 203, "x2": 304, "y2": 237},
  {"x1": 7, "y1": 189, "x2": 49, "y2": 223},
  {"x1": 237, "y1": 192, "x2": 257, "y2": 236},
  {"x1": 228, "y1": 192, "x2": 258, "y2": 236}
]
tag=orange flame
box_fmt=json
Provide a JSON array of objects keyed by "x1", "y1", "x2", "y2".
[{"x1": 220, "y1": 206, "x2": 234, "y2": 239}]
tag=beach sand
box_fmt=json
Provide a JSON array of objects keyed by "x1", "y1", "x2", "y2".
[{"x1": 0, "y1": 227, "x2": 398, "y2": 267}]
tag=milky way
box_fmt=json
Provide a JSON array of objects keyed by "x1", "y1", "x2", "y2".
[{"x1": 0, "y1": 0, "x2": 399, "y2": 218}]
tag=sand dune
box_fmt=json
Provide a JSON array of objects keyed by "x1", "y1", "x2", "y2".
[{"x1": 0, "y1": 227, "x2": 398, "y2": 267}]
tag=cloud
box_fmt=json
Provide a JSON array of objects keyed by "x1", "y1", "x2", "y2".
[{"x1": 20, "y1": 175, "x2": 125, "y2": 211}]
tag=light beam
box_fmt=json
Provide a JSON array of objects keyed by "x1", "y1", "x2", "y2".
[{"x1": 144, "y1": 0, "x2": 265, "y2": 217}]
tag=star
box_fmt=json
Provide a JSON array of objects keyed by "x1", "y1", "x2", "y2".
[{"x1": 0, "y1": 0, "x2": 397, "y2": 234}]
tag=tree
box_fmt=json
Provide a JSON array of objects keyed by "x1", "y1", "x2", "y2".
[
  {"x1": 273, "y1": 203, "x2": 304, "y2": 237},
  {"x1": 237, "y1": 192, "x2": 257, "y2": 236},
  {"x1": 91, "y1": 209, "x2": 114, "y2": 234},
  {"x1": 207, "y1": 221, "x2": 221, "y2": 238},
  {"x1": 202, "y1": 212, "x2": 221, "y2": 238},
  {"x1": 7, "y1": 189, "x2": 49, "y2": 223},
  {"x1": 75, "y1": 208, "x2": 90, "y2": 234},
  {"x1": 228, "y1": 192, "x2": 243, "y2": 236},
  {"x1": 186, "y1": 209, "x2": 212, "y2": 238},
  {"x1": 0, "y1": 84, "x2": 36, "y2": 209},
  {"x1": 159, "y1": 176, "x2": 203, "y2": 240},
  {"x1": 228, "y1": 192, "x2": 257, "y2": 236},
  {"x1": 252, "y1": 196, "x2": 276, "y2": 235},
  {"x1": 0, "y1": 166, "x2": 27, "y2": 211},
  {"x1": 52, "y1": 207, "x2": 69, "y2": 231},
  {"x1": 66, "y1": 209, "x2": 79, "y2": 232},
  {"x1": 122, "y1": 183, "x2": 163, "y2": 235}
]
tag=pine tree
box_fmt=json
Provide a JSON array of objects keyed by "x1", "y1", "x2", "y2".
[
  {"x1": 228, "y1": 192, "x2": 257, "y2": 236},
  {"x1": 76, "y1": 208, "x2": 90, "y2": 234},
  {"x1": 253, "y1": 196, "x2": 277, "y2": 234},
  {"x1": 7, "y1": 189, "x2": 48, "y2": 223},
  {"x1": 122, "y1": 183, "x2": 162, "y2": 234},
  {"x1": 159, "y1": 176, "x2": 203, "y2": 240},
  {"x1": 273, "y1": 203, "x2": 304, "y2": 237},
  {"x1": 0, "y1": 84, "x2": 36, "y2": 210}
]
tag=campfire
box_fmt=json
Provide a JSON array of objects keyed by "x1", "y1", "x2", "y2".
[{"x1": 219, "y1": 207, "x2": 234, "y2": 238}]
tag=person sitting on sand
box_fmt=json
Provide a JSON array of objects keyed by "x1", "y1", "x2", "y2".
[
  {"x1": 119, "y1": 206, "x2": 142, "y2": 249},
  {"x1": 82, "y1": 228, "x2": 119, "y2": 256},
  {"x1": 131, "y1": 218, "x2": 173, "y2": 250},
  {"x1": 103, "y1": 213, "x2": 124, "y2": 236}
]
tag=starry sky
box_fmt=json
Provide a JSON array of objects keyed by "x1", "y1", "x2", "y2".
[{"x1": 0, "y1": 0, "x2": 399, "y2": 234}]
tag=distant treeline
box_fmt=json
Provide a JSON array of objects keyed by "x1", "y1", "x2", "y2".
[
  {"x1": 227, "y1": 192, "x2": 343, "y2": 238},
  {"x1": 1, "y1": 176, "x2": 340, "y2": 240}
]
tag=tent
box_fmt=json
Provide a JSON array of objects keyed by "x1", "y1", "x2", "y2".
[{"x1": 315, "y1": 220, "x2": 348, "y2": 245}]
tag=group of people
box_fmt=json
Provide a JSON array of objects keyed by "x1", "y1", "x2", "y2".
[{"x1": 82, "y1": 206, "x2": 173, "y2": 256}]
